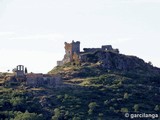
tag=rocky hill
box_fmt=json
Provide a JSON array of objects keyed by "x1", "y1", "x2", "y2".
[
  {"x1": 49, "y1": 50, "x2": 160, "y2": 80},
  {"x1": 80, "y1": 50, "x2": 159, "y2": 72}
]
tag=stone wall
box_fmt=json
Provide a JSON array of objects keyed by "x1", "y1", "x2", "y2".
[
  {"x1": 83, "y1": 45, "x2": 119, "y2": 53},
  {"x1": 71, "y1": 41, "x2": 80, "y2": 54},
  {"x1": 83, "y1": 48, "x2": 101, "y2": 53},
  {"x1": 26, "y1": 73, "x2": 62, "y2": 87}
]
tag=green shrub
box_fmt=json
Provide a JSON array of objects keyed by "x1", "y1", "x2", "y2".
[
  {"x1": 14, "y1": 111, "x2": 44, "y2": 120},
  {"x1": 121, "y1": 108, "x2": 128, "y2": 113},
  {"x1": 133, "y1": 104, "x2": 139, "y2": 112},
  {"x1": 88, "y1": 102, "x2": 98, "y2": 115},
  {"x1": 88, "y1": 102, "x2": 98, "y2": 110},
  {"x1": 154, "y1": 105, "x2": 159, "y2": 111},
  {"x1": 88, "y1": 109, "x2": 93, "y2": 115},
  {"x1": 124, "y1": 93, "x2": 129, "y2": 99},
  {"x1": 10, "y1": 97, "x2": 24, "y2": 107}
]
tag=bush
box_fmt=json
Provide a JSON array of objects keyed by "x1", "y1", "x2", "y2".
[
  {"x1": 124, "y1": 93, "x2": 129, "y2": 99},
  {"x1": 120, "y1": 108, "x2": 128, "y2": 113},
  {"x1": 88, "y1": 109, "x2": 93, "y2": 115},
  {"x1": 88, "y1": 102, "x2": 98, "y2": 115},
  {"x1": 109, "y1": 106, "x2": 115, "y2": 111},
  {"x1": 104, "y1": 100, "x2": 109, "y2": 105},
  {"x1": 54, "y1": 108, "x2": 61, "y2": 117},
  {"x1": 10, "y1": 97, "x2": 24, "y2": 107},
  {"x1": 88, "y1": 102, "x2": 98, "y2": 110},
  {"x1": 154, "y1": 105, "x2": 159, "y2": 111},
  {"x1": 14, "y1": 111, "x2": 44, "y2": 120},
  {"x1": 133, "y1": 104, "x2": 139, "y2": 112},
  {"x1": 72, "y1": 116, "x2": 81, "y2": 120}
]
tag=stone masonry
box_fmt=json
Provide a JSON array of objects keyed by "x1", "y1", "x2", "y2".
[{"x1": 57, "y1": 40, "x2": 80, "y2": 66}]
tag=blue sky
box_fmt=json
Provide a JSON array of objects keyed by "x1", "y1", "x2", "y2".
[{"x1": 0, "y1": 0, "x2": 160, "y2": 73}]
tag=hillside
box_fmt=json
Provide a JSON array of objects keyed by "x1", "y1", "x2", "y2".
[
  {"x1": 0, "y1": 50, "x2": 160, "y2": 120},
  {"x1": 49, "y1": 50, "x2": 160, "y2": 119}
]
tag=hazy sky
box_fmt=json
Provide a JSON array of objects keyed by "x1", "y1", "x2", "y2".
[{"x1": 0, "y1": 0, "x2": 160, "y2": 73}]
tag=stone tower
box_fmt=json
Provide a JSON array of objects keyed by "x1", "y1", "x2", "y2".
[
  {"x1": 63, "y1": 40, "x2": 80, "y2": 63},
  {"x1": 57, "y1": 40, "x2": 80, "y2": 66}
]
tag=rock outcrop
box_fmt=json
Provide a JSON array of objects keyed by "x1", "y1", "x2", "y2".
[{"x1": 80, "y1": 50, "x2": 160, "y2": 74}]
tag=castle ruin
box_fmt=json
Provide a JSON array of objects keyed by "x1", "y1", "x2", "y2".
[
  {"x1": 57, "y1": 41, "x2": 119, "y2": 66},
  {"x1": 5, "y1": 65, "x2": 62, "y2": 88},
  {"x1": 57, "y1": 40, "x2": 80, "y2": 66}
]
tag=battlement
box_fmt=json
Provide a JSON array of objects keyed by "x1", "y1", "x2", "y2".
[
  {"x1": 64, "y1": 40, "x2": 80, "y2": 53},
  {"x1": 83, "y1": 45, "x2": 119, "y2": 53}
]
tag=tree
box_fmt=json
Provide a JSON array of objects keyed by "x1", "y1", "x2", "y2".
[
  {"x1": 98, "y1": 113, "x2": 104, "y2": 120},
  {"x1": 88, "y1": 109, "x2": 93, "y2": 115},
  {"x1": 52, "y1": 108, "x2": 61, "y2": 120},
  {"x1": 25, "y1": 67, "x2": 28, "y2": 74},
  {"x1": 88, "y1": 102, "x2": 98, "y2": 115},
  {"x1": 124, "y1": 93, "x2": 129, "y2": 99},
  {"x1": 148, "y1": 61, "x2": 153, "y2": 66},
  {"x1": 154, "y1": 105, "x2": 159, "y2": 111},
  {"x1": 88, "y1": 102, "x2": 98, "y2": 110},
  {"x1": 133, "y1": 104, "x2": 139, "y2": 112}
]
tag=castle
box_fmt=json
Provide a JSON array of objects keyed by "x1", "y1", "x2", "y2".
[{"x1": 57, "y1": 40, "x2": 119, "y2": 66}]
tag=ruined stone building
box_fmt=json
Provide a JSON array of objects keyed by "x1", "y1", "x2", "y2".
[
  {"x1": 26, "y1": 73, "x2": 61, "y2": 88},
  {"x1": 13, "y1": 65, "x2": 25, "y2": 78},
  {"x1": 57, "y1": 40, "x2": 119, "y2": 66},
  {"x1": 57, "y1": 40, "x2": 80, "y2": 66},
  {"x1": 8, "y1": 65, "x2": 62, "y2": 87}
]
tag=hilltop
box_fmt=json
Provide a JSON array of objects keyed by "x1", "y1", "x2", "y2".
[{"x1": 49, "y1": 50, "x2": 160, "y2": 81}]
